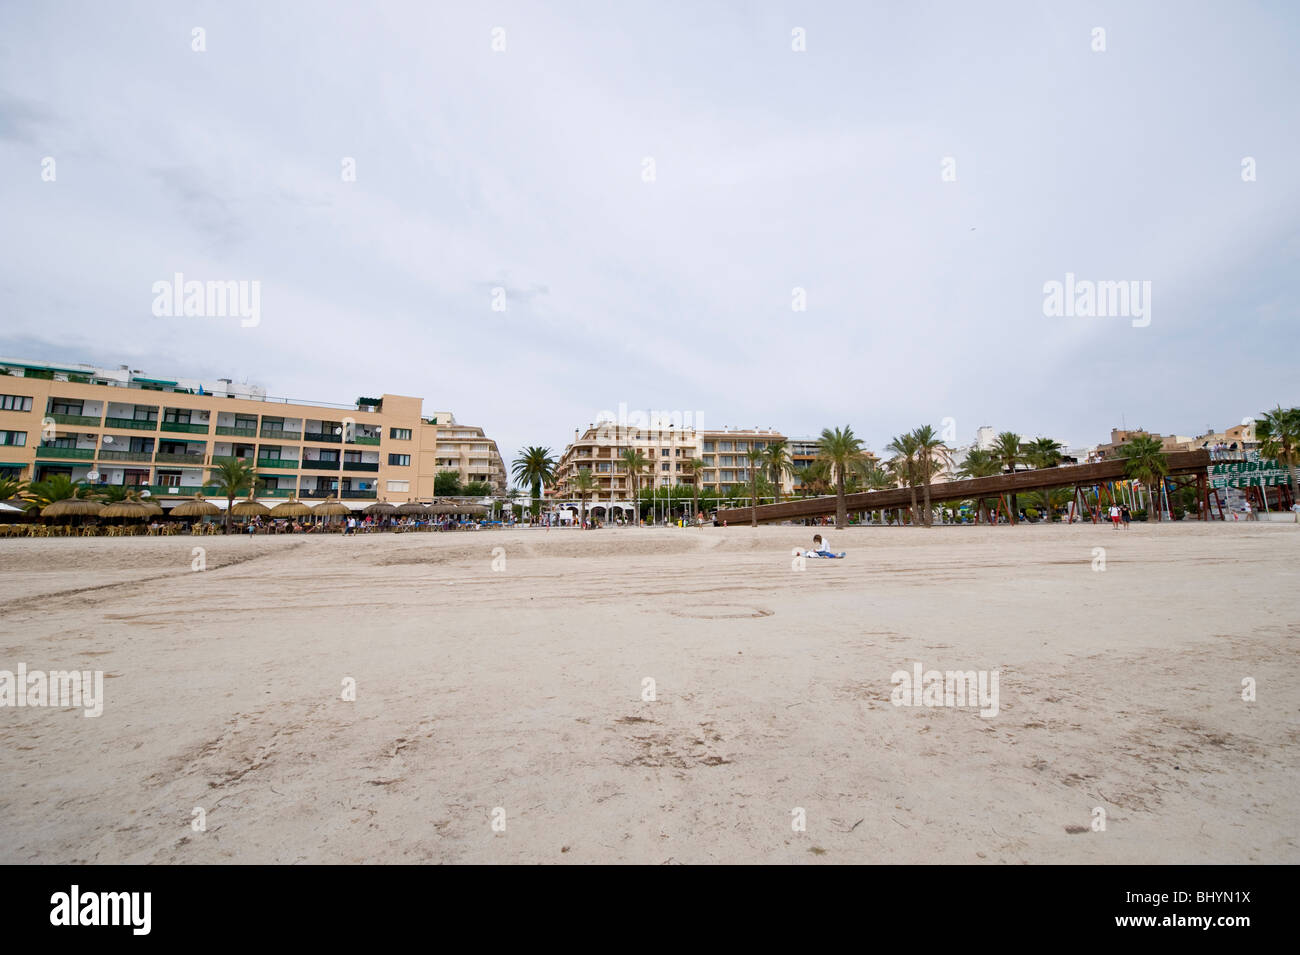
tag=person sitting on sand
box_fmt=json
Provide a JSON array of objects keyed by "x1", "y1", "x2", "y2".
[{"x1": 806, "y1": 533, "x2": 845, "y2": 558}]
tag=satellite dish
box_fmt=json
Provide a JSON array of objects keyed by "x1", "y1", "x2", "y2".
[
  {"x1": 103, "y1": 435, "x2": 114, "y2": 444},
  {"x1": 140, "y1": 489, "x2": 151, "y2": 497},
  {"x1": 86, "y1": 471, "x2": 101, "y2": 482}
]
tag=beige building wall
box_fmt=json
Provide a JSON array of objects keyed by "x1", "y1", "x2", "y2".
[{"x1": 0, "y1": 359, "x2": 505, "y2": 505}]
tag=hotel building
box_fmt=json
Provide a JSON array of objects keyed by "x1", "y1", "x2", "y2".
[
  {"x1": 554, "y1": 422, "x2": 791, "y2": 505},
  {"x1": 0, "y1": 358, "x2": 505, "y2": 507}
]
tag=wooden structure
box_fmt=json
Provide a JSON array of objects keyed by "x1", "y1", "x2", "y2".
[{"x1": 715, "y1": 449, "x2": 1220, "y2": 525}]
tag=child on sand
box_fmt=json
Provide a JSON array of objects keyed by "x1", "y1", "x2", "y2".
[{"x1": 806, "y1": 534, "x2": 846, "y2": 558}]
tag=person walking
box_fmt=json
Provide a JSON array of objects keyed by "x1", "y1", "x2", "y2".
[
  {"x1": 1109, "y1": 503, "x2": 1121, "y2": 529},
  {"x1": 1120, "y1": 503, "x2": 1131, "y2": 529}
]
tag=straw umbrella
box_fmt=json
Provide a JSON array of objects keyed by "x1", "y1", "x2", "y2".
[
  {"x1": 42, "y1": 499, "x2": 105, "y2": 526},
  {"x1": 231, "y1": 495, "x2": 271, "y2": 533},
  {"x1": 100, "y1": 500, "x2": 158, "y2": 520},
  {"x1": 363, "y1": 500, "x2": 397, "y2": 517},
  {"x1": 269, "y1": 499, "x2": 313, "y2": 518},
  {"x1": 312, "y1": 498, "x2": 351, "y2": 531},
  {"x1": 170, "y1": 497, "x2": 220, "y2": 519},
  {"x1": 396, "y1": 501, "x2": 428, "y2": 516}
]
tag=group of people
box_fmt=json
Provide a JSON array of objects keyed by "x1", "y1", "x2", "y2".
[{"x1": 1107, "y1": 504, "x2": 1132, "y2": 529}]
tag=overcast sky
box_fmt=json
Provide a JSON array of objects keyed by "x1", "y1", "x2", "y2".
[{"x1": 2, "y1": 1, "x2": 1296, "y2": 468}]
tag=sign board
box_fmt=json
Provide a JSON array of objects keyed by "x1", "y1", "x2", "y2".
[{"x1": 1209, "y1": 458, "x2": 1291, "y2": 489}]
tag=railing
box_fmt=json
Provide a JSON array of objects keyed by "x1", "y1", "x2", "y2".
[
  {"x1": 36, "y1": 446, "x2": 94, "y2": 459},
  {"x1": 160, "y1": 421, "x2": 210, "y2": 434},
  {"x1": 301, "y1": 459, "x2": 341, "y2": 470},
  {"x1": 47, "y1": 413, "x2": 101, "y2": 427},
  {"x1": 211, "y1": 455, "x2": 254, "y2": 466},
  {"x1": 104, "y1": 417, "x2": 157, "y2": 430},
  {"x1": 351, "y1": 436, "x2": 381, "y2": 446},
  {"x1": 343, "y1": 462, "x2": 379, "y2": 471},
  {"x1": 260, "y1": 428, "x2": 303, "y2": 440},
  {"x1": 342, "y1": 489, "x2": 378, "y2": 499},
  {"x1": 256, "y1": 458, "x2": 300, "y2": 469},
  {"x1": 300, "y1": 488, "x2": 340, "y2": 498},
  {"x1": 303, "y1": 432, "x2": 341, "y2": 444},
  {"x1": 98, "y1": 449, "x2": 154, "y2": 462},
  {"x1": 154, "y1": 452, "x2": 207, "y2": 465},
  {"x1": 258, "y1": 487, "x2": 295, "y2": 497},
  {"x1": 215, "y1": 426, "x2": 258, "y2": 437}
]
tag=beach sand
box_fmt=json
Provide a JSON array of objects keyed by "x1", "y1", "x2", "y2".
[{"x1": 1, "y1": 522, "x2": 1296, "y2": 864}]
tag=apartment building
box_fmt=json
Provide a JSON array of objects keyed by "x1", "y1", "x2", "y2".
[
  {"x1": 425, "y1": 411, "x2": 507, "y2": 494},
  {"x1": 0, "y1": 357, "x2": 504, "y2": 506},
  {"x1": 554, "y1": 422, "x2": 790, "y2": 500}
]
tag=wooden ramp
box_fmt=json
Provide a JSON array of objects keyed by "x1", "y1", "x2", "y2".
[{"x1": 715, "y1": 449, "x2": 1215, "y2": 524}]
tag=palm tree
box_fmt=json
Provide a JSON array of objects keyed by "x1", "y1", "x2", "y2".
[
  {"x1": 618, "y1": 448, "x2": 650, "y2": 523},
  {"x1": 680, "y1": 457, "x2": 703, "y2": 523},
  {"x1": 817, "y1": 426, "x2": 865, "y2": 529},
  {"x1": 0, "y1": 477, "x2": 27, "y2": 503},
  {"x1": 1257, "y1": 406, "x2": 1300, "y2": 503},
  {"x1": 207, "y1": 457, "x2": 258, "y2": 534},
  {"x1": 511, "y1": 446, "x2": 557, "y2": 517},
  {"x1": 991, "y1": 432, "x2": 1026, "y2": 524},
  {"x1": 885, "y1": 432, "x2": 920, "y2": 525},
  {"x1": 957, "y1": 448, "x2": 1002, "y2": 524},
  {"x1": 758, "y1": 440, "x2": 791, "y2": 505},
  {"x1": 1118, "y1": 435, "x2": 1170, "y2": 520},
  {"x1": 911, "y1": 425, "x2": 952, "y2": 528},
  {"x1": 853, "y1": 456, "x2": 892, "y2": 523},
  {"x1": 569, "y1": 468, "x2": 597, "y2": 528},
  {"x1": 1023, "y1": 437, "x2": 1065, "y2": 522},
  {"x1": 800, "y1": 459, "x2": 832, "y2": 497},
  {"x1": 22, "y1": 474, "x2": 94, "y2": 512}
]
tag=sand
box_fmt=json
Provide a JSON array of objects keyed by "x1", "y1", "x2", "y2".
[{"x1": 0, "y1": 521, "x2": 1296, "y2": 864}]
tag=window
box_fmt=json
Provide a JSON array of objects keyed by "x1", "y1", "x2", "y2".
[
  {"x1": 386, "y1": 480, "x2": 410, "y2": 492},
  {"x1": 719, "y1": 442, "x2": 733, "y2": 452},
  {"x1": 736, "y1": 442, "x2": 748, "y2": 452},
  {"x1": 1, "y1": 395, "x2": 33, "y2": 412},
  {"x1": 261, "y1": 447, "x2": 282, "y2": 460},
  {"x1": 50, "y1": 399, "x2": 81, "y2": 415},
  {"x1": 234, "y1": 415, "x2": 257, "y2": 429},
  {"x1": 702, "y1": 441, "x2": 715, "y2": 452},
  {"x1": 134, "y1": 407, "x2": 158, "y2": 422},
  {"x1": 1, "y1": 431, "x2": 27, "y2": 446},
  {"x1": 661, "y1": 462, "x2": 670, "y2": 471},
  {"x1": 163, "y1": 408, "x2": 192, "y2": 424},
  {"x1": 388, "y1": 454, "x2": 411, "y2": 466},
  {"x1": 390, "y1": 427, "x2": 412, "y2": 440},
  {"x1": 703, "y1": 455, "x2": 715, "y2": 466}
]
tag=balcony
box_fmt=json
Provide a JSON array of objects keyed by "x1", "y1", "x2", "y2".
[
  {"x1": 104, "y1": 417, "x2": 157, "y2": 430},
  {"x1": 300, "y1": 488, "x2": 340, "y2": 499},
  {"x1": 301, "y1": 459, "x2": 341, "y2": 470},
  {"x1": 36, "y1": 446, "x2": 94, "y2": 459},
  {"x1": 211, "y1": 455, "x2": 254, "y2": 467},
  {"x1": 300, "y1": 488, "x2": 375, "y2": 500},
  {"x1": 260, "y1": 428, "x2": 302, "y2": 441},
  {"x1": 342, "y1": 489, "x2": 377, "y2": 499},
  {"x1": 154, "y1": 452, "x2": 207, "y2": 465},
  {"x1": 160, "y1": 421, "x2": 210, "y2": 435},
  {"x1": 98, "y1": 449, "x2": 154, "y2": 462},
  {"x1": 343, "y1": 461, "x2": 379, "y2": 472},
  {"x1": 256, "y1": 458, "x2": 300, "y2": 469},
  {"x1": 47, "y1": 413, "x2": 101, "y2": 427},
  {"x1": 257, "y1": 487, "x2": 295, "y2": 498},
  {"x1": 303, "y1": 432, "x2": 341, "y2": 444},
  {"x1": 351, "y1": 435, "x2": 381, "y2": 446},
  {"x1": 216, "y1": 426, "x2": 258, "y2": 437}
]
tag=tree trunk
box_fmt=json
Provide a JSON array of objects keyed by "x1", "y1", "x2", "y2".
[
  {"x1": 922, "y1": 475, "x2": 933, "y2": 527},
  {"x1": 225, "y1": 493, "x2": 233, "y2": 534},
  {"x1": 836, "y1": 474, "x2": 847, "y2": 528},
  {"x1": 908, "y1": 485, "x2": 919, "y2": 525}
]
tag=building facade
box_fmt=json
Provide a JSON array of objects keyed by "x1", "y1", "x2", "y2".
[
  {"x1": 0, "y1": 357, "x2": 504, "y2": 506},
  {"x1": 554, "y1": 422, "x2": 791, "y2": 502}
]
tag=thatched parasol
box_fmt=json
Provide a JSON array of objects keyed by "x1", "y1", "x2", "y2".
[
  {"x1": 312, "y1": 499, "x2": 352, "y2": 518},
  {"x1": 429, "y1": 500, "x2": 459, "y2": 515},
  {"x1": 170, "y1": 497, "x2": 220, "y2": 518},
  {"x1": 396, "y1": 501, "x2": 428, "y2": 516},
  {"x1": 269, "y1": 499, "x2": 314, "y2": 518},
  {"x1": 363, "y1": 500, "x2": 398, "y2": 516},
  {"x1": 100, "y1": 500, "x2": 158, "y2": 519},
  {"x1": 459, "y1": 503, "x2": 487, "y2": 516},
  {"x1": 231, "y1": 498, "x2": 271, "y2": 518},
  {"x1": 42, "y1": 498, "x2": 105, "y2": 518}
]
